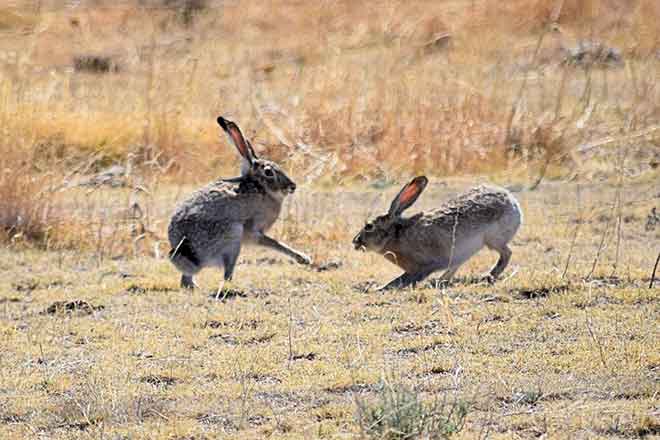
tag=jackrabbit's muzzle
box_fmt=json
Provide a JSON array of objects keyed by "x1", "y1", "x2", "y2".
[{"x1": 352, "y1": 233, "x2": 365, "y2": 251}]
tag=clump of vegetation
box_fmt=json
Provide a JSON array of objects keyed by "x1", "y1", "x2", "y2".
[
  {"x1": 73, "y1": 54, "x2": 119, "y2": 74},
  {"x1": 0, "y1": 151, "x2": 56, "y2": 244},
  {"x1": 356, "y1": 382, "x2": 468, "y2": 439},
  {"x1": 164, "y1": 0, "x2": 207, "y2": 26}
]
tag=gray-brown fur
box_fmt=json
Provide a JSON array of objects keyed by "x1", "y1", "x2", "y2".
[
  {"x1": 168, "y1": 117, "x2": 311, "y2": 289},
  {"x1": 353, "y1": 177, "x2": 522, "y2": 290}
]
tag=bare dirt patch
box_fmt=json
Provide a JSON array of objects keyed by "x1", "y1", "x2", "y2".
[
  {"x1": 43, "y1": 300, "x2": 104, "y2": 316},
  {"x1": 140, "y1": 375, "x2": 178, "y2": 387},
  {"x1": 123, "y1": 284, "x2": 177, "y2": 295},
  {"x1": 510, "y1": 284, "x2": 570, "y2": 299},
  {"x1": 207, "y1": 288, "x2": 272, "y2": 301},
  {"x1": 202, "y1": 319, "x2": 261, "y2": 330},
  {"x1": 392, "y1": 320, "x2": 453, "y2": 337},
  {"x1": 290, "y1": 352, "x2": 317, "y2": 361}
]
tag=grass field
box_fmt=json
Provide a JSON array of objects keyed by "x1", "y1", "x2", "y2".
[
  {"x1": 1, "y1": 179, "x2": 658, "y2": 439},
  {"x1": 0, "y1": 0, "x2": 659, "y2": 438}
]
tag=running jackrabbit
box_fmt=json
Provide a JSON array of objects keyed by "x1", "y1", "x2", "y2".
[
  {"x1": 168, "y1": 117, "x2": 311, "y2": 289},
  {"x1": 352, "y1": 176, "x2": 522, "y2": 290}
]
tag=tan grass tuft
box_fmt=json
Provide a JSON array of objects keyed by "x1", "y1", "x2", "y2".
[{"x1": 0, "y1": 147, "x2": 56, "y2": 244}]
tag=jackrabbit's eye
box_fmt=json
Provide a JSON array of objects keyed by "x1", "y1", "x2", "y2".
[
  {"x1": 263, "y1": 167, "x2": 274, "y2": 177},
  {"x1": 364, "y1": 223, "x2": 374, "y2": 232}
]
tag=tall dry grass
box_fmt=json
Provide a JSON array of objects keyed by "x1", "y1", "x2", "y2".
[
  {"x1": 0, "y1": 0, "x2": 657, "y2": 184},
  {"x1": 0, "y1": 148, "x2": 55, "y2": 243},
  {"x1": 0, "y1": 0, "x2": 658, "y2": 248}
]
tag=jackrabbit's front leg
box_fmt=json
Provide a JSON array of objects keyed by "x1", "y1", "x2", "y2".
[
  {"x1": 377, "y1": 270, "x2": 432, "y2": 291},
  {"x1": 256, "y1": 233, "x2": 312, "y2": 265},
  {"x1": 377, "y1": 272, "x2": 416, "y2": 291}
]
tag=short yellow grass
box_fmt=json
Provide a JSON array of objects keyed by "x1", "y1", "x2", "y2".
[{"x1": 0, "y1": 178, "x2": 658, "y2": 438}]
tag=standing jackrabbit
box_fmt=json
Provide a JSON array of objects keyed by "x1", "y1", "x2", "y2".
[
  {"x1": 168, "y1": 116, "x2": 311, "y2": 289},
  {"x1": 352, "y1": 176, "x2": 522, "y2": 290}
]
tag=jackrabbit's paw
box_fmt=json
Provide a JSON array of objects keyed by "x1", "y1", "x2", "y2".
[
  {"x1": 481, "y1": 274, "x2": 497, "y2": 284},
  {"x1": 295, "y1": 253, "x2": 312, "y2": 265},
  {"x1": 375, "y1": 284, "x2": 392, "y2": 292}
]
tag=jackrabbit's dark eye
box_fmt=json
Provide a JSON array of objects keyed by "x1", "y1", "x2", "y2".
[
  {"x1": 264, "y1": 167, "x2": 274, "y2": 177},
  {"x1": 364, "y1": 223, "x2": 374, "y2": 232}
]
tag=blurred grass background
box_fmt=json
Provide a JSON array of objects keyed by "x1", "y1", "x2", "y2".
[
  {"x1": 1, "y1": 0, "x2": 657, "y2": 181},
  {"x1": 0, "y1": 0, "x2": 658, "y2": 247}
]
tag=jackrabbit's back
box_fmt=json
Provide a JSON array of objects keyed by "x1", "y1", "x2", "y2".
[{"x1": 424, "y1": 185, "x2": 520, "y2": 233}]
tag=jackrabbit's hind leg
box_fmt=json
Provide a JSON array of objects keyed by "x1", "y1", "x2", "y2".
[
  {"x1": 222, "y1": 242, "x2": 241, "y2": 282},
  {"x1": 435, "y1": 264, "x2": 462, "y2": 286},
  {"x1": 212, "y1": 237, "x2": 242, "y2": 298},
  {"x1": 170, "y1": 236, "x2": 201, "y2": 289},
  {"x1": 487, "y1": 244, "x2": 512, "y2": 281},
  {"x1": 181, "y1": 274, "x2": 197, "y2": 289}
]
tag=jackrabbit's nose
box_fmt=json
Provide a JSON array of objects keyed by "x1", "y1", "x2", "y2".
[{"x1": 289, "y1": 183, "x2": 296, "y2": 193}]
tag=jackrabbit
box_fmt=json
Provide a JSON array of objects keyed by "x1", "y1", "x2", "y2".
[
  {"x1": 168, "y1": 116, "x2": 311, "y2": 289},
  {"x1": 352, "y1": 176, "x2": 522, "y2": 290}
]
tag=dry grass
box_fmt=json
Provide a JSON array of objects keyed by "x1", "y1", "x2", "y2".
[
  {"x1": 0, "y1": 0, "x2": 658, "y2": 183},
  {"x1": 0, "y1": 142, "x2": 58, "y2": 243},
  {"x1": 0, "y1": 1, "x2": 659, "y2": 438},
  {"x1": 0, "y1": 178, "x2": 658, "y2": 439}
]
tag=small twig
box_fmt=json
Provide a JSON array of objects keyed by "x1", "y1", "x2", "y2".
[
  {"x1": 169, "y1": 236, "x2": 187, "y2": 261},
  {"x1": 95, "y1": 214, "x2": 106, "y2": 266},
  {"x1": 38, "y1": 342, "x2": 49, "y2": 389},
  {"x1": 500, "y1": 267, "x2": 519, "y2": 284},
  {"x1": 610, "y1": 150, "x2": 624, "y2": 277},
  {"x1": 562, "y1": 184, "x2": 581, "y2": 279},
  {"x1": 447, "y1": 212, "x2": 459, "y2": 280},
  {"x1": 577, "y1": 125, "x2": 659, "y2": 153},
  {"x1": 238, "y1": 370, "x2": 252, "y2": 430},
  {"x1": 586, "y1": 203, "x2": 615, "y2": 280},
  {"x1": 287, "y1": 295, "x2": 294, "y2": 364},
  {"x1": 584, "y1": 311, "x2": 608, "y2": 369},
  {"x1": 650, "y1": 251, "x2": 660, "y2": 289}
]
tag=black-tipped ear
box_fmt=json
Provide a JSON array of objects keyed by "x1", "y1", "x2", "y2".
[
  {"x1": 388, "y1": 176, "x2": 428, "y2": 217},
  {"x1": 217, "y1": 116, "x2": 254, "y2": 164}
]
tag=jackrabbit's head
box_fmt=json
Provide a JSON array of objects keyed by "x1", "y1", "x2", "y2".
[
  {"x1": 217, "y1": 116, "x2": 296, "y2": 198},
  {"x1": 353, "y1": 176, "x2": 428, "y2": 252}
]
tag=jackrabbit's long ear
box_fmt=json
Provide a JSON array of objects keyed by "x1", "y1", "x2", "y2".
[
  {"x1": 388, "y1": 176, "x2": 428, "y2": 217},
  {"x1": 245, "y1": 139, "x2": 259, "y2": 160},
  {"x1": 217, "y1": 117, "x2": 255, "y2": 170}
]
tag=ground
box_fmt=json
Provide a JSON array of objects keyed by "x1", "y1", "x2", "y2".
[
  {"x1": 1, "y1": 1, "x2": 659, "y2": 438},
  {"x1": 0, "y1": 178, "x2": 658, "y2": 439}
]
